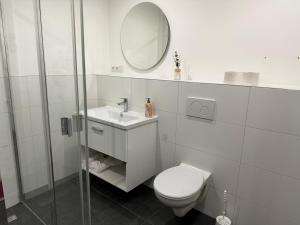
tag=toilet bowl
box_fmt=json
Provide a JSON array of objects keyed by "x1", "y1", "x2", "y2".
[{"x1": 154, "y1": 163, "x2": 211, "y2": 217}]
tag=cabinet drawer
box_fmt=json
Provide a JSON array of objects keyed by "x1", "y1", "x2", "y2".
[{"x1": 81, "y1": 120, "x2": 127, "y2": 162}]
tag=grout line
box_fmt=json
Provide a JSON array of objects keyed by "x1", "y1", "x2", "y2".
[
  {"x1": 232, "y1": 86, "x2": 251, "y2": 223},
  {"x1": 246, "y1": 124, "x2": 300, "y2": 139},
  {"x1": 95, "y1": 74, "x2": 300, "y2": 91},
  {"x1": 175, "y1": 142, "x2": 241, "y2": 164},
  {"x1": 241, "y1": 161, "x2": 300, "y2": 183}
]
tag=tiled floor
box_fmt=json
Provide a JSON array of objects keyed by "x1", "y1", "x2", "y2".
[{"x1": 7, "y1": 175, "x2": 215, "y2": 225}]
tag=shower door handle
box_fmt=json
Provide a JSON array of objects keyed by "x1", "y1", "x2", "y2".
[{"x1": 61, "y1": 117, "x2": 73, "y2": 137}]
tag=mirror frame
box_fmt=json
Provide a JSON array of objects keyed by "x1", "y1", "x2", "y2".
[{"x1": 120, "y1": 2, "x2": 171, "y2": 71}]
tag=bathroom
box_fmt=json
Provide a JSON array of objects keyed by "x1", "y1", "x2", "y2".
[{"x1": 0, "y1": 0, "x2": 299, "y2": 224}]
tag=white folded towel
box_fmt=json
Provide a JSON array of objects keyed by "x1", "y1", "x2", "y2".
[
  {"x1": 82, "y1": 155, "x2": 124, "y2": 173},
  {"x1": 94, "y1": 156, "x2": 124, "y2": 173}
]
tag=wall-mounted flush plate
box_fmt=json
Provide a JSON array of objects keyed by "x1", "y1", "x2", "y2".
[
  {"x1": 186, "y1": 97, "x2": 216, "y2": 120},
  {"x1": 111, "y1": 65, "x2": 124, "y2": 73}
]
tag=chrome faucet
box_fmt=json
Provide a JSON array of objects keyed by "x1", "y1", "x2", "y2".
[{"x1": 117, "y1": 98, "x2": 128, "y2": 112}]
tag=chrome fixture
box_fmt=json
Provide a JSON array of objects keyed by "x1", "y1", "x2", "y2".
[{"x1": 118, "y1": 98, "x2": 129, "y2": 112}]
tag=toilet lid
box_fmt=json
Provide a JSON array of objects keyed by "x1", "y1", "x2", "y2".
[{"x1": 154, "y1": 165, "x2": 205, "y2": 200}]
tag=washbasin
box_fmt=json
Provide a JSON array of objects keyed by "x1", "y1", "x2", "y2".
[
  {"x1": 107, "y1": 110, "x2": 139, "y2": 123},
  {"x1": 81, "y1": 106, "x2": 158, "y2": 130}
]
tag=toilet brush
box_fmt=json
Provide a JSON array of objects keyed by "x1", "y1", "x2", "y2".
[{"x1": 215, "y1": 190, "x2": 231, "y2": 225}]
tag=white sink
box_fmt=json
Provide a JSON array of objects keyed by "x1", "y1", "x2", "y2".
[{"x1": 81, "y1": 106, "x2": 158, "y2": 130}]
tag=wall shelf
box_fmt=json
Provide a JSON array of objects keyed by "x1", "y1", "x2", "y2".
[{"x1": 83, "y1": 163, "x2": 127, "y2": 192}]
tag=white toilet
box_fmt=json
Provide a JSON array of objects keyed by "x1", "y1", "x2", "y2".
[{"x1": 154, "y1": 163, "x2": 211, "y2": 217}]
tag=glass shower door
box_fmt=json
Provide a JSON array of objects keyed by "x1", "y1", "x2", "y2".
[
  {"x1": 32, "y1": 0, "x2": 90, "y2": 224},
  {"x1": 0, "y1": 0, "x2": 55, "y2": 223},
  {"x1": 0, "y1": 0, "x2": 90, "y2": 224}
]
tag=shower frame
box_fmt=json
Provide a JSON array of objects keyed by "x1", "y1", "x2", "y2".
[{"x1": 0, "y1": 0, "x2": 91, "y2": 224}]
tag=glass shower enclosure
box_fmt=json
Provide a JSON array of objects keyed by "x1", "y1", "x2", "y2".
[{"x1": 0, "y1": 0, "x2": 91, "y2": 224}]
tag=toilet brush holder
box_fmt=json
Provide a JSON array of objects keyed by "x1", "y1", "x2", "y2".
[
  {"x1": 215, "y1": 190, "x2": 231, "y2": 225},
  {"x1": 216, "y1": 215, "x2": 231, "y2": 225}
]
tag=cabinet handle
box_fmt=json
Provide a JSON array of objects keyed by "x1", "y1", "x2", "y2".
[{"x1": 91, "y1": 126, "x2": 104, "y2": 133}]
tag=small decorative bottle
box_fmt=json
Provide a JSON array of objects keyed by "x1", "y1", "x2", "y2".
[
  {"x1": 174, "y1": 51, "x2": 181, "y2": 80},
  {"x1": 145, "y1": 98, "x2": 153, "y2": 118}
]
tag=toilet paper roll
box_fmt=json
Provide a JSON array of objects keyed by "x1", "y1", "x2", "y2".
[{"x1": 215, "y1": 215, "x2": 231, "y2": 225}]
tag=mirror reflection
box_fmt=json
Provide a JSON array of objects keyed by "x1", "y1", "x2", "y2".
[{"x1": 121, "y1": 2, "x2": 170, "y2": 71}]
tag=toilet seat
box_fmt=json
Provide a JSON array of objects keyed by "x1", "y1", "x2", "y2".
[{"x1": 154, "y1": 164, "x2": 205, "y2": 200}]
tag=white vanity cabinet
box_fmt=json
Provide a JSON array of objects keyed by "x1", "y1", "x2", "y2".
[{"x1": 80, "y1": 110, "x2": 157, "y2": 192}]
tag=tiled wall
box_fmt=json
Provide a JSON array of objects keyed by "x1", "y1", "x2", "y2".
[
  {"x1": 0, "y1": 77, "x2": 19, "y2": 208},
  {"x1": 97, "y1": 75, "x2": 300, "y2": 225}
]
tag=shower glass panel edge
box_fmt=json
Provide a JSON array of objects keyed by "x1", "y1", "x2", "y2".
[{"x1": 33, "y1": 0, "x2": 58, "y2": 224}]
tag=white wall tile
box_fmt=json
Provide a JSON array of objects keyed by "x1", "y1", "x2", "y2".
[
  {"x1": 157, "y1": 111, "x2": 177, "y2": 143},
  {"x1": 30, "y1": 107, "x2": 44, "y2": 136},
  {"x1": 247, "y1": 87, "x2": 300, "y2": 135},
  {"x1": 0, "y1": 113, "x2": 11, "y2": 147},
  {"x1": 175, "y1": 145, "x2": 239, "y2": 195},
  {"x1": 18, "y1": 137, "x2": 37, "y2": 193},
  {"x1": 4, "y1": 192, "x2": 19, "y2": 208},
  {"x1": 243, "y1": 127, "x2": 300, "y2": 179},
  {"x1": 41, "y1": 0, "x2": 73, "y2": 76},
  {"x1": 98, "y1": 76, "x2": 131, "y2": 104},
  {"x1": 130, "y1": 78, "x2": 147, "y2": 108},
  {"x1": 78, "y1": 75, "x2": 98, "y2": 101},
  {"x1": 238, "y1": 164, "x2": 300, "y2": 221},
  {"x1": 131, "y1": 78, "x2": 179, "y2": 113},
  {"x1": 49, "y1": 103, "x2": 63, "y2": 131},
  {"x1": 176, "y1": 115, "x2": 244, "y2": 162},
  {"x1": 32, "y1": 135, "x2": 48, "y2": 188},
  {"x1": 0, "y1": 78, "x2": 8, "y2": 113},
  {"x1": 178, "y1": 82, "x2": 250, "y2": 125},
  {"x1": 236, "y1": 198, "x2": 299, "y2": 225},
  {"x1": 14, "y1": 108, "x2": 32, "y2": 140},
  {"x1": 47, "y1": 76, "x2": 75, "y2": 104},
  {"x1": 10, "y1": 76, "x2": 29, "y2": 109},
  {"x1": 156, "y1": 141, "x2": 176, "y2": 172},
  {"x1": 0, "y1": 78, "x2": 6, "y2": 102},
  {"x1": 51, "y1": 131, "x2": 65, "y2": 181},
  {"x1": 63, "y1": 134, "x2": 80, "y2": 176},
  {"x1": 0, "y1": 144, "x2": 19, "y2": 207},
  {"x1": 27, "y1": 76, "x2": 41, "y2": 107}
]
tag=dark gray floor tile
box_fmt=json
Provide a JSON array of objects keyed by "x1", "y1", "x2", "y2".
[
  {"x1": 120, "y1": 185, "x2": 163, "y2": 220},
  {"x1": 141, "y1": 222, "x2": 153, "y2": 225},
  {"x1": 6, "y1": 204, "x2": 43, "y2": 225},
  {"x1": 147, "y1": 206, "x2": 216, "y2": 225},
  {"x1": 8, "y1": 176, "x2": 215, "y2": 225},
  {"x1": 92, "y1": 202, "x2": 144, "y2": 225},
  {"x1": 90, "y1": 175, "x2": 128, "y2": 203},
  {"x1": 90, "y1": 175, "x2": 163, "y2": 220}
]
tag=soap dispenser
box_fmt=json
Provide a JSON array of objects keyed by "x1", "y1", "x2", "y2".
[{"x1": 145, "y1": 98, "x2": 153, "y2": 118}]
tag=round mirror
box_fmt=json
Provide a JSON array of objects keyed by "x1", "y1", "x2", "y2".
[{"x1": 121, "y1": 2, "x2": 170, "y2": 71}]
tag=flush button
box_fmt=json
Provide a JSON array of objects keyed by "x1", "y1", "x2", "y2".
[{"x1": 186, "y1": 97, "x2": 216, "y2": 120}]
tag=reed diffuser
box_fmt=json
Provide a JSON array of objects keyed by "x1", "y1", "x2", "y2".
[{"x1": 173, "y1": 51, "x2": 181, "y2": 80}]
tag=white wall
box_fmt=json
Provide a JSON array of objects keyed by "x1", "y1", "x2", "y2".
[
  {"x1": 105, "y1": 0, "x2": 300, "y2": 88},
  {"x1": 97, "y1": 74, "x2": 300, "y2": 225}
]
